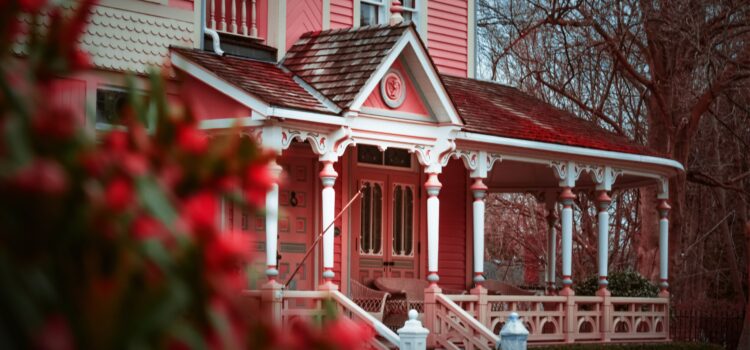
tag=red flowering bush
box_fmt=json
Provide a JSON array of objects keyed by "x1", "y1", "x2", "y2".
[
  {"x1": 0, "y1": 1, "x2": 376, "y2": 350},
  {"x1": 0, "y1": 1, "x2": 276, "y2": 349}
]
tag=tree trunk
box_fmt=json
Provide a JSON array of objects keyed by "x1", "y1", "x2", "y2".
[{"x1": 737, "y1": 222, "x2": 750, "y2": 350}]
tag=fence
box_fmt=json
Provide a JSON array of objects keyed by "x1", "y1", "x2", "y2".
[{"x1": 671, "y1": 301, "x2": 744, "y2": 349}]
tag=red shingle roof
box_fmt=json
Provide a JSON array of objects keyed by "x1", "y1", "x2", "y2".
[
  {"x1": 282, "y1": 24, "x2": 409, "y2": 109},
  {"x1": 441, "y1": 75, "x2": 660, "y2": 156},
  {"x1": 171, "y1": 47, "x2": 331, "y2": 113}
]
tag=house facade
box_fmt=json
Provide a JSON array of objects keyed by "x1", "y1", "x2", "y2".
[{"x1": 45, "y1": 0, "x2": 683, "y2": 347}]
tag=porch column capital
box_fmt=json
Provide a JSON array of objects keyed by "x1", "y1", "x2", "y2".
[
  {"x1": 260, "y1": 125, "x2": 284, "y2": 155},
  {"x1": 413, "y1": 138, "x2": 455, "y2": 174},
  {"x1": 280, "y1": 126, "x2": 354, "y2": 160},
  {"x1": 551, "y1": 160, "x2": 582, "y2": 188},
  {"x1": 584, "y1": 165, "x2": 622, "y2": 191},
  {"x1": 453, "y1": 149, "x2": 502, "y2": 179}
]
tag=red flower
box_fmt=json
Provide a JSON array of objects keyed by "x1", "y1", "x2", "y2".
[
  {"x1": 176, "y1": 125, "x2": 208, "y2": 154},
  {"x1": 105, "y1": 177, "x2": 133, "y2": 212},
  {"x1": 33, "y1": 314, "x2": 74, "y2": 350},
  {"x1": 244, "y1": 161, "x2": 274, "y2": 207},
  {"x1": 80, "y1": 151, "x2": 109, "y2": 177},
  {"x1": 121, "y1": 153, "x2": 148, "y2": 177},
  {"x1": 69, "y1": 49, "x2": 90, "y2": 70},
  {"x1": 205, "y1": 233, "x2": 251, "y2": 293},
  {"x1": 182, "y1": 191, "x2": 217, "y2": 234},
  {"x1": 9, "y1": 159, "x2": 68, "y2": 196},
  {"x1": 19, "y1": 0, "x2": 47, "y2": 13},
  {"x1": 324, "y1": 317, "x2": 375, "y2": 350},
  {"x1": 32, "y1": 106, "x2": 77, "y2": 141},
  {"x1": 103, "y1": 131, "x2": 129, "y2": 153},
  {"x1": 132, "y1": 215, "x2": 163, "y2": 241}
]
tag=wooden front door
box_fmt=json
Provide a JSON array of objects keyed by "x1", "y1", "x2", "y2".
[{"x1": 352, "y1": 170, "x2": 420, "y2": 284}]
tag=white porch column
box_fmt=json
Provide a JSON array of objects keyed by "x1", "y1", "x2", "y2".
[
  {"x1": 596, "y1": 190, "x2": 611, "y2": 294},
  {"x1": 559, "y1": 187, "x2": 576, "y2": 295},
  {"x1": 658, "y1": 198, "x2": 671, "y2": 297},
  {"x1": 471, "y1": 178, "x2": 488, "y2": 285},
  {"x1": 545, "y1": 201, "x2": 557, "y2": 293},
  {"x1": 265, "y1": 160, "x2": 283, "y2": 280},
  {"x1": 320, "y1": 159, "x2": 338, "y2": 285},
  {"x1": 425, "y1": 171, "x2": 442, "y2": 285}
]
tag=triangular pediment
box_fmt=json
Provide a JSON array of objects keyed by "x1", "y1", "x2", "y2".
[
  {"x1": 361, "y1": 57, "x2": 434, "y2": 121},
  {"x1": 349, "y1": 27, "x2": 462, "y2": 125}
]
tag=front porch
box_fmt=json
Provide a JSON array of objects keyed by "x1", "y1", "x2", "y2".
[{"x1": 242, "y1": 281, "x2": 670, "y2": 349}]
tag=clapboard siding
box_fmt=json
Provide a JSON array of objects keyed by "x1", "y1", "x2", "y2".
[
  {"x1": 438, "y1": 159, "x2": 468, "y2": 290},
  {"x1": 286, "y1": 0, "x2": 323, "y2": 49},
  {"x1": 427, "y1": 0, "x2": 469, "y2": 77},
  {"x1": 330, "y1": 0, "x2": 353, "y2": 29}
]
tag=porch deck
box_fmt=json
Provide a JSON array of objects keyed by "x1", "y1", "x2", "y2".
[{"x1": 245, "y1": 283, "x2": 670, "y2": 349}]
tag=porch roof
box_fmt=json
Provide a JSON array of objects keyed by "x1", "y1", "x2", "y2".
[
  {"x1": 441, "y1": 75, "x2": 661, "y2": 158},
  {"x1": 170, "y1": 47, "x2": 331, "y2": 113}
]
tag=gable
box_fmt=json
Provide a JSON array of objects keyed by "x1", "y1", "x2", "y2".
[{"x1": 362, "y1": 58, "x2": 432, "y2": 120}]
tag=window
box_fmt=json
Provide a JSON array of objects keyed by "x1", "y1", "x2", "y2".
[
  {"x1": 360, "y1": 182, "x2": 383, "y2": 255},
  {"x1": 96, "y1": 88, "x2": 129, "y2": 128},
  {"x1": 360, "y1": 0, "x2": 385, "y2": 26},
  {"x1": 359, "y1": 0, "x2": 419, "y2": 28},
  {"x1": 392, "y1": 184, "x2": 414, "y2": 256},
  {"x1": 401, "y1": 0, "x2": 417, "y2": 24},
  {"x1": 357, "y1": 145, "x2": 412, "y2": 169}
]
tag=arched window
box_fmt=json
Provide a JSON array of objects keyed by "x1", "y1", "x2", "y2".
[
  {"x1": 360, "y1": 182, "x2": 383, "y2": 255},
  {"x1": 392, "y1": 184, "x2": 414, "y2": 256}
]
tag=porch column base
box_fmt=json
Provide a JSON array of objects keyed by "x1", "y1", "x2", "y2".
[
  {"x1": 423, "y1": 284, "x2": 442, "y2": 348},
  {"x1": 658, "y1": 279, "x2": 670, "y2": 298},
  {"x1": 598, "y1": 287, "x2": 612, "y2": 342},
  {"x1": 261, "y1": 280, "x2": 283, "y2": 328},
  {"x1": 470, "y1": 285, "x2": 489, "y2": 326}
]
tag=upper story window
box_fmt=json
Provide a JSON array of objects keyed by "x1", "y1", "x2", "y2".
[
  {"x1": 360, "y1": 0, "x2": 419, "y2": 28},
  {"x1": 360, "y1": 0, "x2": 386, "y2": 27}
]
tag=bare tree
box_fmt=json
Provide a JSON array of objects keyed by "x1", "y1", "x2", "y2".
[{"x1": 478, "y1": 0, "x2": 750, "y2": 302}]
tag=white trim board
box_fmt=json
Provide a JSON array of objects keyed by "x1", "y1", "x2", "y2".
[{"x1": 457, "y1": 131, "x2": 684, "y2": 174}]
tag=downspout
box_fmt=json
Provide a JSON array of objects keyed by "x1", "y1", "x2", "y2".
[{"x1": 201, "y1": 0, "x2": 224, "y2": 56}]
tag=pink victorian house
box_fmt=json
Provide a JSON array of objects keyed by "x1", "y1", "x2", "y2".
[{"x1": 47, "y1": 0, "x2": 683, "y2": 348}]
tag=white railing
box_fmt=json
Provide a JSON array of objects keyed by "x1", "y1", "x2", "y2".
[
  {"x1": 264, "y1": 287, "x2": 401, "y2": 350},
  {"x1": 207, "y1": 0, "x2": 259, "y2": 38},
  {"x1": 446, "y1": 290, "x2": 670, "y2": 344},
  {"x1": 331, "y1": 290, "x2": 401, "y2": 350},
  {"x1": 433, "y1": 293, "x2": 499, "y2": 350}
]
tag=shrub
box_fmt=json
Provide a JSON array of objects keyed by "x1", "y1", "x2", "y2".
[{"x1": 574, "y1": 270, "x2": 658, "y2": 297}]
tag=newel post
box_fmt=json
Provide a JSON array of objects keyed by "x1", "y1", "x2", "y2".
[
  {"x1": 423, "y1": 284, "x2": 441, "y2": 348},
  {"x1": 398, "y1": 309, "x2": 430, "y2": 350},
  {"x1": 498, "y1": 312, "x2": 529, "y2": 350},
  {"x1": 261, "y1": 280, "x2": 283, "y2": 328}
]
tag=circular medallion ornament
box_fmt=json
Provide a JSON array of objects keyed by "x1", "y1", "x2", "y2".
[{"x1": 381, "y1": 69, "x2": 406, "y2": 108}]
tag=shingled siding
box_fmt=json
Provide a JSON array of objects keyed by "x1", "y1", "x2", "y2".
[
  {"x1": 330, "y1": 0, "x2": 354, "y2": 29},
  {"x1": 427, "y1": 0, "x2": 469, "y2": 77},
  {"x1": 437, "y1": 159, "x2": 468, "y2": 291}
]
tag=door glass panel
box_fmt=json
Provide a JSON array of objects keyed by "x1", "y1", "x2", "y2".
[
  {"x1": 393, "y1": 185, "x2": 403, "y2": 255},
  {"x1": 372, "y1": 183, "x2": 382, "y2": 254},
  {"x1": 404, "y1": 186, "x2": 413, "y2": 255},
  {"x1": 360, "y1": 182, "x2": 371, "y2": 253}
]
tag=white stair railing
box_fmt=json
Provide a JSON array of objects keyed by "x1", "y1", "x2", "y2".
[
  {"x1": 331, "y1": 290, "x2": 401, "y2": 349},
  {"x1": 434, "y1": 293, "x2": 499, "y2": 350}
]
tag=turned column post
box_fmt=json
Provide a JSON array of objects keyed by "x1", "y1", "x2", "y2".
[
  {"x1": 658, "y1": 198, "x2": 671, "y2": 297},
  {"x1": 265, "y1": 160, "x2": 283, "y2": 281},
  {"x1": 559, "y1": 187, "x2": 576, "y2": 295},
  {"x1": 596, "y1": 190, "x2": 612, "y2": 293},
  {"x1": 425, "y1": 171, "x2": 442, "y2": 285},
  {"x1": 544, "y1": 194, "x2": 558, "y2": 295},
  {"x1": 319, "y1": 158, "x2": 338, "y2": 289},
  {"x1": 471, "y1": 178, "x2": 488, "y2": 285}
]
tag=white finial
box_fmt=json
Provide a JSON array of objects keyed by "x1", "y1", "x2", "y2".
[
  {"x1": 390, "y1": 0, "x2": 404, "y2": 25},
  {"x1": 408, "y1": 309, "x2": 418, "y2": 320}
]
